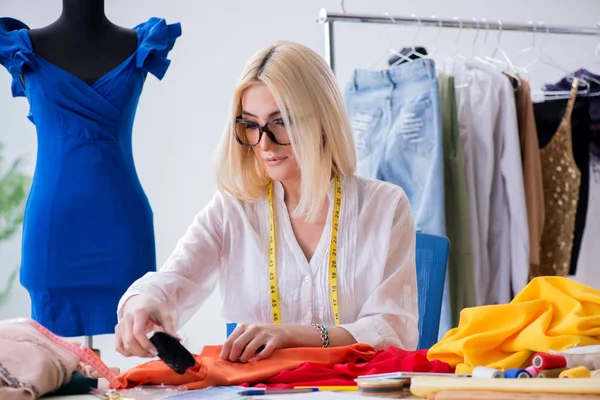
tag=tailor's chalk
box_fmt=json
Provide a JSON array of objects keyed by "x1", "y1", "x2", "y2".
[
  {"x1": 559, "y1": 366, "x2": 591, "y2": 378},
  {"x1": 525, "y1": 366, "x2": 538, "y2": 378},
  {"x1": 472, "y1": 366, "x2": 503, "y2": 378},
  {"x1": 532, "y1": 353, "x2": 566, "y2": 371},
  {"x1": 504, "y1": 368, "x2": 531, "y2": 378},
  {"x1": 537, "y1": 368, "x2": 567, "y2": 378}
]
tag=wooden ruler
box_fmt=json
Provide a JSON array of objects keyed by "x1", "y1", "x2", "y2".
[{"x1": 410, "y1": 376, "x2": 600, "y2": 398}]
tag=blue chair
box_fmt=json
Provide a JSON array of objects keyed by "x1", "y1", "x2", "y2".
[
  {"x1": 414, "y1": 232, "x2": 449, "y2": 350},
  {"x1": 226, "y1": 232, "x2": 449, "y2": 350}
]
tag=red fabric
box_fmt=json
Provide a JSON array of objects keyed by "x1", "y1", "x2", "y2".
[
  {"x1": 244, "y1": 347, "x2": 455, "y2": 389},
  {"x1": 114, "y1": 343, "x2": 376, "y2": 389},
  {"x1": 115, "y1": 344, "x2": 453, "y2": 390}
]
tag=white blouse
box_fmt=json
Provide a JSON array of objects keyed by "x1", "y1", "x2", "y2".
[{"x1": 117, "y1": 174, "x2": 419, "y2": 350}]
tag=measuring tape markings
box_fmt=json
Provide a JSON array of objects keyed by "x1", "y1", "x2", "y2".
[
  {"x1": 267, "y1": 173, "x2": 342, "y2": 326},
  {"x1": 27, "y1": 319, "x2": 123, "y2": 388}
]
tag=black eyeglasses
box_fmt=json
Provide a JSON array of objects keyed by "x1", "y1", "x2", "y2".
[{"x1": 235, "y1": 116, "x2": 291, "y2": 146}]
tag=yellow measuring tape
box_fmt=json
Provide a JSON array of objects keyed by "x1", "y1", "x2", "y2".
[{"x1": 267, "y1": 173, "x2": 342, "y2": 326}]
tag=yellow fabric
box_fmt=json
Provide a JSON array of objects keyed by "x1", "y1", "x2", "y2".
[{"x1": 427, "y1": 277, "x2": 600, "y2": 373}]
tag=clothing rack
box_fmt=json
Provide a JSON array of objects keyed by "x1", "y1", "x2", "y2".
[{"x1": 315, "y1": 8, "x2": 600, "y2": 73}]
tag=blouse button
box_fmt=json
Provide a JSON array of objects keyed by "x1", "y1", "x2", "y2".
[{"x1": 304, "y1": 276, "x2": 311, "y2": 284}]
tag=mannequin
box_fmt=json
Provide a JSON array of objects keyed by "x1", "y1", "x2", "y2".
[
  {"x1": 28, "y1": 0, "x2": 137, "y2": 85},
  {"x1": 26, "y1": 0, "x2": 139, "y2": 351},
  {"x1": 0, "y1": 1, "x2": 181, "y2": 348}
]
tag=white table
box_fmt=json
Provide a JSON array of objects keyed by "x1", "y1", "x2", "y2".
[{"x1": 45, "y1": 390, "x2": 402, "y2": 399}]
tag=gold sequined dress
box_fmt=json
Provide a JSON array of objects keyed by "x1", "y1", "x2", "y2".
[{"x1": 535, "y1": 78, "x2": 581, "y2": 277}]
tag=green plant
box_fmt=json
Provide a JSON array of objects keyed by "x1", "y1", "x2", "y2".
[{"x1": 0, "y1": 143, "x2": 31, "y2": 306}]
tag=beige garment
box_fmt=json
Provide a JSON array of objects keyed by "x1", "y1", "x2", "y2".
[
  {"x1": 428, "y1": 391, "x2": 600, "y2": 400},
  {"x1": 514, "y1": 77, "x2": 545, "y2": 277},
  {"x1": 536, "y1": 79, "x2": 581, "y2": 277},
  {"x1": 0, "y1": 319, "x2": 80, "y2": 400}
]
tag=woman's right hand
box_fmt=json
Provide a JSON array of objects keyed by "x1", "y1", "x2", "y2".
[{"x1": 115, "y1": 293, "x2": 180, "y2": 358}]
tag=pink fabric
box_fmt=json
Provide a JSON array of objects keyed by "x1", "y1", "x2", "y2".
[{"x1": 0, "y1": 318, "x2": 80, "y2": 400}]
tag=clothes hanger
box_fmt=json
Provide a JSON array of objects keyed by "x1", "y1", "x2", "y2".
[
  {"x1": 489, "y1": 21, "x2": 523, "y2": 89},
  {"x1": 524, "y1": 23, "x2": 592, "y2": 100},
  {"x1": 518, "y1": 23, "x2": 571, "y2": 99},
  {"x1": 472, "y1": 20, "x2": 522, "y2": 90},
  {"x1": 519, "y1": 23, "x2": 574, "y2": 76},
  {"x1": 513, "y1": 21, "x2": 540, "y2": 66},
  {"x1": 447, "y1": 18, "x2": 471, "y2": 89},
  {"x1": 469, "y1": 18, "x2": 488, "y2": 60},
  {"x1": 453, "y1": 18, "x2": 467, "y2": 61},
  {"x1": 429, "y1": 15, "x2": 443, "y2": 58},
  {"x1": 557, "y1": 22, "x2": 600, "y2": 72},
  {"x1": 429, "y1": 15, "x2": 468, "y2": 89},
  {"x1": 369, "y1": 12, "x2": 412, "y2": 69},
  {"x1": 476, "y1": 18, "x2": 491, "y2": 58},
  {"x1": 566, "y1": 25, "x2": 600, "y2": 97},
  {"x1": 389, "y1": 14, "x2": 428, "y2": 67}
]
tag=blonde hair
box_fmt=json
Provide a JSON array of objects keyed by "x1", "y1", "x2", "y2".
[{"x1": 213, "y1": 40, "x2": 357, "y2": 221}]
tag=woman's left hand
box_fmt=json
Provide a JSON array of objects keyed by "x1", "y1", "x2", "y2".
[{"x1": 220, "y1": 323, "x2": 288, "y2": 363}]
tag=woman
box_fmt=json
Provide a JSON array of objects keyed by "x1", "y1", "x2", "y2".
[{"x1": 115, "y1": 41, "x2": 418, "y2": 363}]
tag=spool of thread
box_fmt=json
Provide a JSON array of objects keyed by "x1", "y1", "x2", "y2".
[
  {"x1": 559, "y1": 366, "x2": 591, "y2": 378},
  {"x1": 472, "y1": 366, "x2": 503, "y2": 378},
  {"x1": 537, "y1": 368, "x2": 567, "y2": 378},
  {"x1": 525, "y1": 366, "x2": 538, "y2": 378},
  {"x1": 504, "y1": 368, "x2": 531, "y2": 378},
  {"x1": 532, "y1": 353, "x2": 566, "y2": 371}
]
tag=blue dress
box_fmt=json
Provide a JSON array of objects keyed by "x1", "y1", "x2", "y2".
[{"x1": 0, "y1": 17, "x2": 181, "y2": 337}]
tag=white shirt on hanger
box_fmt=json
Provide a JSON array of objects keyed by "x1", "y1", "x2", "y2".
[
  {"x1": 436, "y1": 59, "x2": 529, "y2": 305},
  {"x1": 117, "y1": 175, "x2": 419, "y2": 350},
  {"x1": 466, "y1": 61, "x2": 529, "y2": 301}
]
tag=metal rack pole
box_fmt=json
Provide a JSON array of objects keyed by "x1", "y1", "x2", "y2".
[
  {"x1": 323, "y1": 18, "x2": 336, "y2": 73},
  {"x1": 316, "y1": 8, "x2": 600, "y2": 73}
]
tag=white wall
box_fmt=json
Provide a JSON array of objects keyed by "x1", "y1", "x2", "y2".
[{"x1": 1, "y1": 0, "x2": 598, "y2": 371}]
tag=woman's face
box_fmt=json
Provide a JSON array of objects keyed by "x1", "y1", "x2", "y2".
[{"x1": 240, "y1": 84, "x2": 299, "y2": 183}]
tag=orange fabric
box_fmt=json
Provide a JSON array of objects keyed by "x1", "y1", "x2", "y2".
[{"x1": 114, "y1": 343, "x2": 376, "y2": 389}]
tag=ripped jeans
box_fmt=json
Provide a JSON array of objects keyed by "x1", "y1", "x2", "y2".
[{"x1": 344, "y1": 59, "x2": 445, "y2": 236}]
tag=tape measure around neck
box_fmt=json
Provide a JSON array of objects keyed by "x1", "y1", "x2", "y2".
[{"x1": 267, "y1": 173, "x2": 342, "y2": 326}]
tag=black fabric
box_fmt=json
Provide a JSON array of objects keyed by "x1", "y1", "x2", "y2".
[
  {"x1": 27, "y1": 0, "x2": 139, "y2": 86},
  {"x1": 534, "y1": 98, "x2": 591, "y2": 275},
  {"x1": 387, "y1": 46, "x2": 428, "y2": 66},
  {"x1": 150, "y1": 332, "x2": 196, "y2": 375},
  {"x1": 44, "y1": 372, "x2": 97, "y2": 397}
]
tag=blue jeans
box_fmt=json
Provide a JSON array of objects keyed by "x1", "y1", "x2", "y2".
[
  {"x1": 345, "y1": 60, "x2": 450, "y2": 340},
  {"x1": 345, "y1": 59, "x2": 445, "y2": 237}
]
